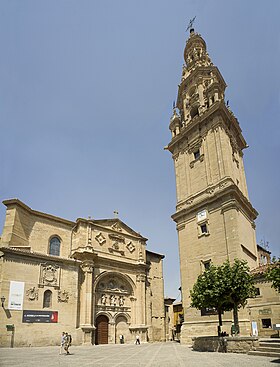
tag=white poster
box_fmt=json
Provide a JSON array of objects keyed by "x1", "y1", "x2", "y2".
[
  {"x1": 8, "y1": 281, "x2": 25, "y2": 310},
  {"x1": 251, "y1": 321, "x2": 258, "y2": 336}
]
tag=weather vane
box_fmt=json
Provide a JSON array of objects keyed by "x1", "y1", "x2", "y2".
[{"x1": 186, "y1": 16, "x2": 196, "y2": 32}]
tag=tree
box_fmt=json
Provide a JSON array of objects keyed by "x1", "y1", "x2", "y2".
[
  {"x1": 190, "y1": 264, "x2": 233, "y2": 335},
  {"x1": 266, "y1": 260, "x2": 280, "y2": 293},
  {"x1": 190, "y1": 259, "x2": 257, "y2": 336}
]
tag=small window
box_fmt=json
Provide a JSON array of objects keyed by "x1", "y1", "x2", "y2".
[
  {"x1": 204, "y1": 261, "x2": 211, "y2": 270},
  {"x1": 49, "y1": 236, "x2": 61, "y2": 256},
  {"x1": 261, "y1": 319, "x2": 272, "y2": 328},
  {"x1": 255, "y1": 288, "x2": 261, "y2": 296},
  {"x1": 200, "y1": 224, "x2": 208, "y2": 234},
  {"x1": 194, "y1": 150, "x2": 200, "y2": 160},
  {"x1": 43, "y1": 290, "x2": 52, "y2": 308}
]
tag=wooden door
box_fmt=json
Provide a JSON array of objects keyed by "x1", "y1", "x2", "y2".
[{"x1": 95, "y1": 315, "x2": 109, "y2": 344}]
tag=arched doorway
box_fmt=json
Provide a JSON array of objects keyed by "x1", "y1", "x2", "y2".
[
  {"x1": 115, "y1": 315, "x2": 129, "y2": 344},
  {"x1": 95, "y1": 315, "x2": 109, "y2": 344}
]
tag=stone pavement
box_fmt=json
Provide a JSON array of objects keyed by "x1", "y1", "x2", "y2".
[{"x1": 0, "y1": 342, "x2": 279, "y2": 367}]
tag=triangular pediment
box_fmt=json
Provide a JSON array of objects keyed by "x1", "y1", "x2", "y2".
[{"x1": 90, "y1": 218, "x2": 147, "y2": 241}]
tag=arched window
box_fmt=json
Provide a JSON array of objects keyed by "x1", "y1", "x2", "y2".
[
  {"x1": 43, "y1": 290, "x2": 52, "y2": 308},
  {"x1": 49, "y1": 236, "x2": 61, "y2": 256}
]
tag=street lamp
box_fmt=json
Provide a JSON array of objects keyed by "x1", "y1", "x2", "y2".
[{"x1": 1, "y1": 296, "x2": 5, "y2": 308}]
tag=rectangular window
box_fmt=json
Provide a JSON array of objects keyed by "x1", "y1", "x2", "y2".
[
  {"x1": 194, "y1": 150, "x2": 200, "y2": 160},
  {"x1": 261, "y1": 319, "x2": 272, "y2": 328},
  {"x1": 200, "y1": 224, "x2": 208, "y2": 234},
  {"x1": 255, "y1": 288, "x2": 260, "y2": 296}
]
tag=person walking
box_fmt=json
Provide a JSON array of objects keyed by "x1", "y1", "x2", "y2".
[
  {"x1": 59, "y1": 332, "x2": 66, "y2": 355},
  {"x1": 64, "y1": 332, "x2": 72, "y2": 355},
  {"x1": 135, "y1": 335, "x2": 140, "y2": 345}
]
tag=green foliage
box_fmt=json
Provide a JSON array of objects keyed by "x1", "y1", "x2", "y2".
[
  {"x1": 190, "y1": 259, "x2": 257, "y2": 334},
  {"x1": 266, "y1": 260, "x2": 280, "y2": 293}
]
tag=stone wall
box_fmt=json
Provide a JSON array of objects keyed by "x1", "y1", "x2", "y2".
[{"x1": 192, "y1": 336, "x2": 259, "y2": 353}]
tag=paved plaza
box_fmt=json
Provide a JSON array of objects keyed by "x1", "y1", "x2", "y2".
[{"x1": 0, "y1": 342, "x2": 279, "y2": 367}]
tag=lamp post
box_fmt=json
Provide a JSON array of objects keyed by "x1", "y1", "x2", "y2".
[{"x1": 1, "y1": 296, "x2": 5, "y2": 308}]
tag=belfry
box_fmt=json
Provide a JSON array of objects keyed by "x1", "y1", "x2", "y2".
[{"x1": 167, "y1": 27, "x2": 259, "y2": 342}]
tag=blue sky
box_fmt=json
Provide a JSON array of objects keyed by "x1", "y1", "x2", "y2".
[{"x1": 0, "y1": 0, "x2": 279, "y2": 298}]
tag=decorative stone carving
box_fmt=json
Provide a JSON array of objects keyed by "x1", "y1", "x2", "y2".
[
  {"x1": 26, "y1": 286, "x2": 39, "y2": 301},
  {"x1": 58, "y1": 290, "x2": 69, "y2": 303},
  {"x1": 95, "y1": 232, "x2": 106, "y2": 245},
  {"x1": 96, "y1": 277, "x2": 129, "y2": 295},
  {"x1": 112, "y1": 222, "x2": 122, "y2": 232},
  {"x1": 108, "y1": 234, "x2": 125, "y2": 255},
  {"x1": 110, "y1": 294, "x2": 117, "y2": 306},
  {"x1": 119, "y1": 295, "x2": 124, "y2": 306},
  {"x1": 136, "y1": 274, "x2": 146, "y2": 282},
  {"x1": 80, "y1": 260, "x2": 94, "y2": 273},
  {"x1": 126, "y1": 241, "x2": 135, "y2": 253},
  {"x1": 39, "y1": 263, "x2": 60, "y2": 288},
  {"x1": 101, "y1": 294, "x2": 107, "y2": 305}
]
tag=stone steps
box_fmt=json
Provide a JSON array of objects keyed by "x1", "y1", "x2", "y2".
[{"x1": 248, "y1": 338, "x2": 280, "y2": 358}]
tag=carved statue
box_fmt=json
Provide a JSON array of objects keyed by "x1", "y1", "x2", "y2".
[
  {"x1": 119, "y1": 296, "x2": 124, "y2": 307},
  {"x1": 110, "y1": 294, "x2": 116, "y2": 306},
  {"x1": 101, "y1": 294, "x2": 107, "y2": 305}
]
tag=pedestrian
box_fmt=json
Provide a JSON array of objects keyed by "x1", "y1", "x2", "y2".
[
  {"x1": 64, "y1": 332, "x2": 72, "y2": 355},
  {"x1": 59, "y1": 332, "x2": 66, "y2": 355},
  {"x1": 135, "y1": 335, "x2": 140, "y2": 345}
]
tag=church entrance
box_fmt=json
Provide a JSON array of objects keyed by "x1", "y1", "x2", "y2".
[{"x1": 95, "y1": 315, "x2": 109, "y2": 344}]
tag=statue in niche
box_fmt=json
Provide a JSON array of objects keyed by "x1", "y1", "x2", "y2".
[
  {"x1": 110, "y1": 294, "x2": 116, "y2": 306},
  {"x1": 119, "y1": 296, "x2": 124, "y2": 307},
  {"x1": 101, "y1": 294, "x2": 107, "y2": 305}
]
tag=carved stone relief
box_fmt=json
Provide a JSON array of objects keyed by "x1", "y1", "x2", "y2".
[
  {"x1": 136, "y1": 274, "x2": 146, "y2": 282},
  {"x1": 26, "y1": 287, "x2": 39, "y2": 301},
  {"x1": 39, "y1": 263, "x2": 60, "y2": 288},
  {"x1": 95, "y1": 232, "x2": 106, "y2": 245},
  {"x1": 108, "y1": 234, "x2": 125, "y2": 255},
  {"x1": 112, "y1": 222, "x2": 122, "y2": 232},
  {"x1": 126, "y1": 241, "x2": 135, "y2": 253},
  {"x1": 58, "y1": 290, "x2": 69, "y2": 303}
]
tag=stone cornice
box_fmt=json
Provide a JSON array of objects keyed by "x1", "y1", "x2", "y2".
[
  {"x1": 172, "y1": 177, "x2": 258, "y2": 224},
  {"x1": 167, "y1": 101, "x2": 246, "y2": 154},
  {"x1": 0, "y1": 246, "x2": 80, "y2": 266}
]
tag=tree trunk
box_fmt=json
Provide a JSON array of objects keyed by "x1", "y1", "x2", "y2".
[
  {"x1": 233, "y1": 303, "x2": 239, "y2": 335},
  {"x1": 217, "y1": 308, "x2": 222, "y2": 336}
]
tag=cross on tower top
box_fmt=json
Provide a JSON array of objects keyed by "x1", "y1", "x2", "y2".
[{"x1": 186, "y1": 16, "x2": 196, "y2": 33}]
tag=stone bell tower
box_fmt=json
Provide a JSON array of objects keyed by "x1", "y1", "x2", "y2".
[{"x1": 167, "y1": 28, "x2": 259, "y2": 342}]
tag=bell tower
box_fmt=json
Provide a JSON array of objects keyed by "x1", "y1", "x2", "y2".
[{"x1": 167, "y1": 28, "x2": 258, "y2": 341}]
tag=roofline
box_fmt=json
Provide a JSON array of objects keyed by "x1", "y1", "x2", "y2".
[
  {"x1": 257, "y1": 243, "x2": 271, "y2": 254},
  {"x1": 2, "y1": 198, "x2": 75, "y2": 226},
  {"x1": 146, "y1": 249, "x2": 165, "y2": 259}
]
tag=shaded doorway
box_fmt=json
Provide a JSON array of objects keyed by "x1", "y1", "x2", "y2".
[
  {"x1": 115, "y1": 315, "x2": 129, "y2": 344},
  {"x1": 95, "y1": 315, "x2": 109, "y2": 344}
]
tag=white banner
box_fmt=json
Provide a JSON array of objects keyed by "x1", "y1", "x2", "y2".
[{"x1": 8, "y1": 281, "x2": 25, "y2": 310}]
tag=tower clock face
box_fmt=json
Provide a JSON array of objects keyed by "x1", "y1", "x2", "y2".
[{"x1": 197, "y1": 210, "x2": 207, "y2": 222}]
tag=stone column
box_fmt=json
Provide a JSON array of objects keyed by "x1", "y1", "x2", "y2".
[
  {"x1": 80, "y1": 260, "x2": 95, "y2": 345},
  {"x1": 136, "y1": 274, "x2": 146, "y2": 325}
]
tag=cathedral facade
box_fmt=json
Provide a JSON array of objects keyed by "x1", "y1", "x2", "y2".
[{"x1": 0, "y1": 199, "x2": 165, "y2": 347}]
